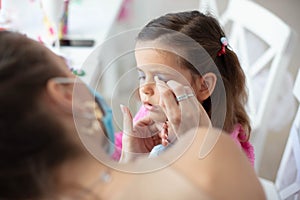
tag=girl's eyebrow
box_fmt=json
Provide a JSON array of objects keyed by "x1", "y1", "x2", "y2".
[{"x1": 136, "y1": 67, "x2": 172, "y2": 75}]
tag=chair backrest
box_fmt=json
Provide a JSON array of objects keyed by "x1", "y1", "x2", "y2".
[
  {"x1": 199, "y1": 0, "x2": 296, "y2": 170},
  {"x1": 275, "y1": 69, "x2": 300, "y2": 199}
]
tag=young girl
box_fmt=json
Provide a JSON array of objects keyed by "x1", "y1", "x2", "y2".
[{"x1": 114, "y1": 11, "x2": 254, "y2": 166}]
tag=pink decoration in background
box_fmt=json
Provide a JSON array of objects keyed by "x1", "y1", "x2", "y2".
[
  {"x1": 49, "y1": 26, "x2": 54, "y2": 35},
  {"x1": 59, "y1": 0, "x2": 69, "y2": 37},
  {"x1": 40, "y1": 0, "x2": 69, "y2": 45},
  {"x1": 117, "y1": 0, "x2": 132, "y2": 21},
  {"x1": 37, "y1": 35, "x2": 44, "y2": 44}
]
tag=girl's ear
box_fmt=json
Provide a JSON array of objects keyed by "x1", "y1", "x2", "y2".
[
  {"x1": 194, "y1": 72, "x2": 217, "y2": 102},
  {"x1": 46, "y1": 79, "x2": 73, "y2": 112}
]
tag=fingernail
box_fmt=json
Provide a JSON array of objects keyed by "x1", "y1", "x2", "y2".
[
  {"x1": 154, "y1": 76, "x2": 164, "y2": 92},
  {"x1": 120, "y1": 104, "x2": 125, "y2": 114},
  {"x1": 163, "y1": 122, "x2": 168, "y2": 128},
  {"x1": 162, "y1": 139, "x2": 169, "y2": 146}
]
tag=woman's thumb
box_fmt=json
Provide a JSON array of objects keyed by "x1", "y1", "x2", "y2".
[{"x1": 120, "y1": 104, "x2": 133, "y2": 135}]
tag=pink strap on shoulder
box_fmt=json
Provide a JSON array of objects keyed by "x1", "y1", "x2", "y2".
[{"x1": 230, "y1": 124, "x2": 255, "y2": 167}]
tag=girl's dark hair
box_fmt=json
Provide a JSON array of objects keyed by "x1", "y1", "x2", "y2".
[
  {"x1": 137, "y1": 11, "x2": 251, "y2": 139},
  {"x1": 0, "y1": 31, "x2": 81, "y2": 199}
]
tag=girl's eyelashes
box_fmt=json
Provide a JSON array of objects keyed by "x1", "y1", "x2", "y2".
[
  {"x1": 156, "y1": 74, "x2": 169, "y2": 83},
  {"x1": 138, "y1": 75, "x2": 146, "y2": 80},
  {"x1": 137, "y1": 70, "x2": 146, "y2": 81},
  {"x1": 136, "y1": 69, "x2": 170, "y2": 82}
]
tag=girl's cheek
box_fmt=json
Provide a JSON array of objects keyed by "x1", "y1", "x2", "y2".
[
  {"x1": 138, "y1": 89, "x2": 144, "y2": 100},
  {"x1": 154, "y1": 88, "x2": 161, "y2": 104}
]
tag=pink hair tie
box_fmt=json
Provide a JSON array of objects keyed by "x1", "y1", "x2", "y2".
[{"x1": 217, "y1": 37, "x2": 228, "y2": 56}]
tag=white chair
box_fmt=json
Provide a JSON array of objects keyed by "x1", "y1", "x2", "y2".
[
  {"x1": 260, "y1": 69, "x2": 300, "y2": 200},
  {"x1": 275, "y1": 69, "x2": 300, "y2": 199},
  {"x1": 199, "y1": 0, "x2": 296, "y2": 171}
]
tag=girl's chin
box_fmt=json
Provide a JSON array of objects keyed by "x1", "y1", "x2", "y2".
[{"x1": 149, "y1": 111, "x2": 167, "y2": 123}]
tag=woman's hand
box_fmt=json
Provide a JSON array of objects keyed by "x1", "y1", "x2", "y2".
[
  {"x1": 154, "y1": 76, "x2": 211, "y2": 143},
  {"x1": 119, "y1": 105, "x2": 164, "y2": 163},
  {"x1": 119, "y1": 77, "x2": 211, "y2": 163}
]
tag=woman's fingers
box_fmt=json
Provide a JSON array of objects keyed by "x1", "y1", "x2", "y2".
[
  {"x1": 120, "y1": 104, "x2": 133, "y2": 136},
  {"x1": 182, "y1": 86, "x2": 211, "y2": 127},
  {"x1": 167, "y1": 81, "x2": 195, "y2": 113},
  {"x1": 119, "y1": 104, "x2": 136, "y2": 163},
  {"x1": 182, "y1": 86, "x2": 198, "y2": 107},
  {"x1": 154, "y1": 76, "x2": 181, "y2": 123},
  {"x1": 155, "y1": 77, "x2": 202, "y2": 139},
  {"x1": 134, "y1": 115, "x2": 160, "y2": 138},
  {"x1": 158, "y1": 122, "x2": 169, "y2": 146}
]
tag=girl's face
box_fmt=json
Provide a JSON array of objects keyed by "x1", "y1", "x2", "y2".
[{"x1": 135, "y1": 48, "x2": 195, "y2": 122}]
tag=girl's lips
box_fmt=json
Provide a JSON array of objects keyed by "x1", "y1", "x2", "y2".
[{"x1": 144, "y1": 103, "x2": 158, "y2": 111}]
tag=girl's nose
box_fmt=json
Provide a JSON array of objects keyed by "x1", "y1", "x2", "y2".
[{"x1": 141, "y1": 82, "x2": 155, "y2": 96}]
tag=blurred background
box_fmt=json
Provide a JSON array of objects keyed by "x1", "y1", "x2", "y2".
[{"x1": 1, "y1": 0, "x2": 299, "y2": 184}]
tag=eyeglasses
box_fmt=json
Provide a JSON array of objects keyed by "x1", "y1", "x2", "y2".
[{"x1": 51, "y1": 77, "x2": 115, "y2": 155}]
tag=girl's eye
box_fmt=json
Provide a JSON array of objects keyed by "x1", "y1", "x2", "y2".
[
  {"x1": 156, "y1": 74, "x2": 169, "y2": 83},
  {"x1": 137, "y1": 70, "x2": 146, "y2": 81},
  {"x1": 139, "y1": 75, "x2": 146, "y2": 80}
]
